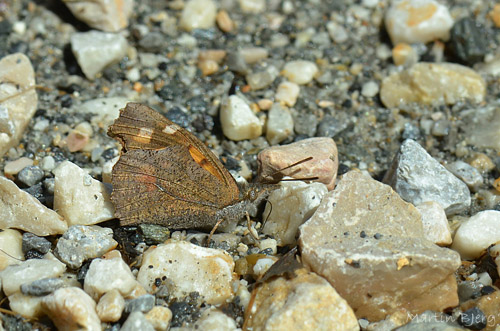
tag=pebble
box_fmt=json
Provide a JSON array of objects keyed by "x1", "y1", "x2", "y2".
[
  {"x1": 459, "y1": 307, "x2": 487, "y2": 330},
  {"x1": 0, "y1": 176, "x2": 68, "y2": 236},
  {"x1": 380, "y1": 62, "x2": 486, "y2": 108},
  {"x1": 79, "y1": 97, "x2": 128, "y2": 128},
  {"x1": 416, "y1": 201, "x2": 452, "y2": 246},
  {"x1": 466, "y1": 108, "x2": 500, "y2": 153},
  {"x1": 220, "y1": 95, "x2": 262, "y2": 141},
  {"x1": 360, "y1": 81, "x2": 379, "y2": 98},
  {"x1": 239, "y1": 47, "x2": 269, "y2": 64},
  {"x1": 262, "y1": 181, "x2": 328, "y2": 246},
  {"x1": 4, "y1": 157, "x2": 33, "y2": 176},
  {"x1": 275, "y1": 81, "x2": 300, "y2": 107},
  {"x1": 42, "y1": 287, "x2": 101, "y2": 331},
  {"x1": 179, "y1": 0, "x2": 217, "y2": 32},
  {"x1": 83, "y1": 253, "x2": 136, "y2": 300},
  {"x1": 467, "y1": 153, "x2": 495, "y2": 174},
  {"x1": 39, "y1": 155, "x2": 56, "y2": 172},
  {"x1": 70, "y1": 30, "x2": 128, "y2": 80},
  {"x1": 257, "y1": 137, "x2": 338, "y2": 190},
  {"x1": 8, "y1": 292, "x2": 45, "y2": 318},
  {"x1": 216, "y1": 10, "x2": 234, "y2": 33},
  {"x1": 248, "y1": 269, "x2": 359, "y2": 330},
  {"x1": 449, "y1": 17, "x2": 487, "y2": 65},
  {"x1": 0, "y1": 53, "x2": 38, "y2": 157},
  {"x1": 0, "y1": 258, "x2": 66, "y2": 296},
  {"x1": 326, "y1": 21, "x2": 348, "y2": 44},
  {"x1": 445, "y1": 161, "x2": 483, "y2": 191},
  {"x1": 53, "y1": 161, "x2": 115, "y2": 226},
  {"x1": 55, "y1": 225, "x2": 118, "y2": 269},
  {"x1": 96, "y1": 289, "x2": 125, "y2": 322},
  {"x1": 20, "y1": 277, "x2": 64, "y2": 296},
  {"x1": 125, "y1": 294, "x2": 155, "y2": 313},
  {"x1": 246, "y1": 66, "x2": 279, "y2": 90},
  {"x1": 384, "y1": 0, "x2": 453, "y2": 45},
  {"x1": 17, "y1": 165, "x2": 44, "y2": 187},
  {"x1": 451, "y1": 210, "x2": 500, "y2": 260},
  {"x1": 383, "y1": 139, "x2": 471, "y2": 215},
  {"x1": 238, "y1": 0, "x2": 266, "y2": 13},
  {"x1": 266, "y1": 103, "x2": 294, "y2": 145},
  {"x1": 192, "y1": 308, "x2": 238, "y2": 331},
  {"x1": 299, "y1": 170, "x2": 461, "y2": 321},
  {"x1": 65, "y1": 130, "x2": 89, "y2": 153},
  {"x1": 145, "y1": 306, "x2": 172, "y2": 331},
  {"x1": 0, "y1": 229, "x2": 24, "y2": 271},
  {"x1": 121, "y1": 311, "x2": 155, "y2": 331},
  {"x1": 281, "y1": 60, "x2": 318, "y2": 85},
  {"x1": 62, "y1": 0, "x2": 133, "y2": 32},
  {"x1": 137, "y1": 241, "x2": 235, "y2": 305}
]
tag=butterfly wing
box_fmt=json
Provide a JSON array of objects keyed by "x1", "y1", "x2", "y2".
[{"x1": 108, "y1": 103, "x2": 240, "y2": 228}]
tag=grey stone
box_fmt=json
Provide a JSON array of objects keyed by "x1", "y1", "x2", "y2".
[
  {"x1": 294, "y1": 113, "x2": 317, "y2": 137},
  {"x1": 317, "y1": 114, "x2": 350, "y2": 138},
  {"x1": 245, "y1": 66, "x2": 279, "y2": 90},
  {"x1": 445, "y1": 161, "x2": 483, "y2": 191},
  {"x1": 121, "y1": 311, "x2": 155, "y2": 331},
  {"x1": 20, "y1": 277, "x2": 64, "y2": 296},
  {"x1": 22, "y1": 233, "x2": 51, "y2": 254},
  {"x1": 17, "y1": 166, "x2": 44, "y2": 187},
  {"x1": 138, "y1": 32, "x2": 165, "y2": 52},
  {"x1": 125, "y1": 294, "x2": 155, "y2": 313},
  {"x1": 138, "y1": 224, "x2": 170, "y2": 245},
  {"x1": 450, "y1": 18, "x2": 487, "y2": 65},
  {"x1": 226, "y1": 51, "x2": 248, "y2": 75},
  {"x1": 383, "y1": 139, "x2": 471, "y2": 215}
]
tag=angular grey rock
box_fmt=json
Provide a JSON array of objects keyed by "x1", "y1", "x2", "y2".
[
  {"x1": 22, "y1": 233, "x2": 51, "y2": 254},
  {"x1": 21, "y1": 277, "x2": 64, "y2": 296},
  {"x1": 125, "y1": 294, "x2": 155, "y2": 313},
  {"x1": 383, "y1": 139, "x2": 471, "y2": 215},
  {"x1": 445, "y1": 160, "x2": 483, "y2": 191},
  {"x1": 17, "y1": 166, "x2": 44, "y2": 187}
]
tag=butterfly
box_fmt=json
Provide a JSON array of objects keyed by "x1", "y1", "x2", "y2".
[{"x1": 107, "y1": 102, "x2": 278, "y2": 230}]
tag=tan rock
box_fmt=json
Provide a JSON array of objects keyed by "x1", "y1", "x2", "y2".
[
  {"x1": 179, "y1": 0, "x2": 217, "y2": 32},
  {"x1": 247, "y1": 270, "x2": 359, "y2": 331},
  {"x1": 216, "y1": 10, "x2": 234, "y2": 33},
  {"x1": 380, "y1": 62, "x2": 486, "y2": 108},
  {"x1": 257, "y1": 137, "x2": 338, "y2": 190},
  {"x1": 416, "y1": 201, "x2": 452, "y2": 246},
  {"x1": 0, "y1": 176, "x2": 67, "y2": 236},
  {"x1": 0, "y1": 53, "x2": 38, "y2": 158},
  {"x1": 0, "y1": 229, "x2": 24, "y2": 271},
  {"x1": 3, "y1": 157, "x2": 33, "y2": 176},
  {"x1": 8, "y1": 292, "x2": 45, "y2": 319},
  {"x1": 63, "y1": 0, "x2": 133, "y2": 32},
  {"x1": 96, "y1": 289, "x2": 125, "y2": 322},
  {"x1": 145, "y1": 306, "x2": 172, "y2": 331}
]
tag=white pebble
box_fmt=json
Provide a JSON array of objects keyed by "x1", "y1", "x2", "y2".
[
  {"x1": 326, "y1": 21, "x2": 348, "y2": 44},
  {"x1": 8, "y1": 292, "x2": 44, "y2": 318},
  {"x1": 96, "y1": 289, "x2": 125, "y2": 322},
  {"x1": 361, "y1": 81, "x2": 379, "y2": 98},
  {"x1": 451, "y1": 210, "x2": 500, "y2": 260},
  {"x1": 266, "y1": 103, "x2": 294, "y2": 145},
  {"x1": 239, "y1": 0, "x2": 266, "y2": 13},
  {"x1": 4, "y1": 157, "x2": 33, "y2": 176},
  {"x1": 179, "y1": 0, "x2": 217, "y2": 31},
  {"x1": 145, "y1": 306, "x2": 173, "y2": 331},
  {"x1": 275, "y1": 81, "x2": 300, "y2": 107},
  {"x1": 220, "y1": 95, "x2": 262, "y2": 141},
  {"x1": 282, "y1": 60, "x2": 318, "y2": 85},
  {"x1": 0, "y1": 229, "x2": 24, "y2": 271},
  {"x1": 416, "y1": 201, "x2": 452, "y2": 246},
  {"x1": 12, "y1": 21, "x2": 26, "y2": 35},
  {"x1": 126, "y1": 67, "x2": 141, "y2": 82},
  {"x1": 40, "y1": 155, "x2": 56, "y2": 171},
  {"x1": 253, "y1": 258, "x2": 276, "y2": 276},
  {"x1": 385, "y1": 0, "x2": 453, "y2": 45}
]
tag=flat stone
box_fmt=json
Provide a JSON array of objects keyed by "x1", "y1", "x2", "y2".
[
  {"x1": 0, "y1": 229, "x2": 24, "y2": 271},
  {"x1": 20, "y1": 277, "x2": 64, "y2": 296},
  {"x1": 0, "y1": 53, "x2": 38, "y2": 158},
  {"x1": 137, "y1": 241, "x2": 236, "y2": 305},
  {"x1": 385, "y1": 0, "x2": 453, "y2": 45},
  {"x1": 380, "y1": 62, "x2": 486, "y2": 108},
  {"x1": 63, "y1": 0, "x2": 133, "y2": 32},
  {"x1": 383, "y1": 139, "x2": 471, "y2": 215},
  {"x1": 220, "y1": 95, "x2": 262, "y2": 141},
  {"x1": 266, "y1": 103, "x2": 294, "y2": 145},
  {"x1": 53, "y1": 161, "x2": 114, "y2": 226},
  {"x1": 43, "y1": 287, "x2": 101, "y2": 331},
  {"x1": 247, "y1": 269, "x2": 359, "y2": 330},
  {"x1": 262, "y1": 181, "x2": 328, "y2": 246},
  {"x1": 416, "y1": 202, "x2": 452, "y2": 246},
  {"x1": 145, "y1": 306, "x2": 172, "y2": 331},
  {"x1": 71, "y1": 30, "x2": 128, "y2": 80},
  {"x1": 0, "y1": 176, "x2": 68, "y2": 236},
  {"x1": 179, "y1": 0, "x2": 217, "y2": 31},
  {"x1": 281, "y1": 60, "x2": 318, "y2": 85},
  {"x1": 4, "y1": 157, "x2": 33, "y2": 176},
  {"x1": 55, "y1": 225, "x2": 118, "y2": 269},
  {"x1": 257, "y1": 137, "x2": 338, "y2": 190}
]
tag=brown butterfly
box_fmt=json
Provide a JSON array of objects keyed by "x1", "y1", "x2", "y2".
[{"x1": 107, "y1": 102, "x2": 278, "y2": 230}]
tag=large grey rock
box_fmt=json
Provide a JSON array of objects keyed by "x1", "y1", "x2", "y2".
[{"x1": 383, "y1": 139, "x2": 471, "y2": 215}]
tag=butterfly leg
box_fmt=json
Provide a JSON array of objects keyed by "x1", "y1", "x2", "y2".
[
  {"x1": 246, "y1": 212, "x2": 259, "y2": 241},
  {"x1": 206, "y1": 218, "x2": 225, "y2": 247}
]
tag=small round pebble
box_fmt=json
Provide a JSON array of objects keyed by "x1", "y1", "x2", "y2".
[
  {"x1": 361, "y1": 81, "x2": 379, "y2": 98},
  {"x1": 17, "y1": 166, "x2": 44, "y2": 187},
  {"x1": 282, "y1": 60, "x2": 318, "y2": 85}
]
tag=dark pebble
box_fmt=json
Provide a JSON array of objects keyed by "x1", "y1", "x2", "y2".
[
  {"x1": 17, "y1": 166, "x2": 44, "y2": 187},
  {"x1": 458, "y1": 281, "x2": 482, "y2": 302},
  {"x1": 450, "y1": 17, "x2": 487, "y2": 65},
  {"x1": 294, "y1": 113, "x2": 317, "y2": 137},
  {"x1": 138, "y1": 224, "x2": 170, "y2": 245},
  {"x1": 20, "y1": 277, "x2": 64, "y2": 296},
  {"x1": 226, "y1": 51, "x2": 248, "y2": 75},
  {"x1": 138, "y1": 32, "x2": 165, "y2": 52},
  {"x1": 459, "y1": 307, "x2": 487, "y2": 330},
  {"x1": 60, "y1": 94, "x2": 73, "y2": 108},
  {"x1": 157, "y1": 84, "x2": 184, "y2": 101},
  {"x1": 22, "y1": 233, "x2": 51, "y2": 254},
  {"x1": 374, "y1": 233, "x2": 383, "y2": 239},
  {"x1": 360, "y1": 231, "x2": 367, "y2": 238},
  {"x1": 23, "y1": 183, "x2": 45, "y2": 204},
  {"x1": 165, "y1": 106, "x2": 190, "y2": 128},
  {"x1": 317, "y1": 114, "x2": 349, "y2": 138},
  {"x1": 25, "y1": 249, "x2": 45, "y2": 260},
  {"x1": 101, "y1": 148, "x2": 119, "y2": 161},
  {"x1": 0, "y1": 20, "x2": 12, "y2": 35},
  {"x1": 186, "y1": 95, "x2": 207, "y2": 113},
  {"x1": 169, "y1": 301, "x2": 200, "y2": 328},
  {"x1": 191, "y1": 113, "x2": 214, "y2": 132},
  {"x1": 402, "y1": 123, "x2": 421, "y2": 141},
  {"x1": 125, "y1": 294, "x2": 155, "y2": 313},
  {"x1": 480, "y1": 286, "x2": 496, "y2": 295}
]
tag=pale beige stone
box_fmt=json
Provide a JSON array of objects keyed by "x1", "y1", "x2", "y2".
[
  {"x1": 248, "y1": 270, "x2": 359, "y2": 331},
  {"x1": 63, "y1": 0, "x2": 133, "y2": 32},
  {"x1": 3, "y1": 157, "x2": 33, "y2": 176},
  {"x1": 0, "y1": 229, "x2": 24, "y2": 271},
  {"x1": 240, "y1": 47, "x2": 269, "y2": 64},
  {"x1": 380, "y1": 62, "x2": 486, "y2": 108},
  {"x1": 0, "y1": 53, "x2": 38, "y2": 158},
  {"x1": 216, "y1": 10, "x2": 234, "y2": 33},
  {"x1": 53, "y1": 161, "x2": 114, "y2": 226},
  {"x1": 8, "y1": 292, "x2": 44, "y2": 318},
  {"x1": 137, "y1": 241, "x2": 236, "y2": 305},
  {"x1": 179, "y1": 0, "x2": 217, "y2": 31},
  {"x1": 281, "y1": 60, "x2": 318, "y2": 85},
  {"x1": 220, "y1": 95, "x2": 262, "y2": 141},
  {"x1": 0, "y1": 176, "x2": 67, "y2": 236},
  {"x1": 193, "y1": 308, "x2": 237, "y2": 330},
  {"x1": 239, "y1": 0, "x2": 266, "y2": 13},
  {"x1": 257, "y1": 137, "x2": 338, "y2": 190},
  {"x1": 145, "y1": 306, "x2": 173, "y2": 331},
  {"x1": 416, "y1": 201, "x2": 452, "y2": 246},
  {"x1": 96, "y1": 289, "x2": 125, "y2": 322},
  {"x1": 275, "y1": 81, "x2": 300, "y2": 107}
]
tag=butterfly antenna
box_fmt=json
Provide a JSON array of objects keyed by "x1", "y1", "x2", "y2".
[
  {"x1": 262, "y1": 200, "x2": 273, "y2": 229},
  {"x1": 0, "y1": 249, "x2": 23, "y2": 261},
  {"x1": 268, "y1": 156, "x2": 314, "y2": 177}
]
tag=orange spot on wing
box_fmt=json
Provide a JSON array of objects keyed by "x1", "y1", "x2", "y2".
[{"x1": 188, "y1": 145, "x2": 224, "y2": 182}]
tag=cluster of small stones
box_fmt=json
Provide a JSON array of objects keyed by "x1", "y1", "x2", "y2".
[{"x1": 2, "y1": 0, "x2": 500, "y2": 330}]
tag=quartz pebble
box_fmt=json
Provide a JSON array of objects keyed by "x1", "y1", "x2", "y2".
[
  {"x1": 145, "y1": 306, "x2": 172, "y2": 331},
  {"x1": 0, "y1": 229, "x2": 24, "y2": 271},
  {"x1": 326, "y1": 21, "x2": 348, "y2": 44},
  {"x1": 392, "y1": 43, "x2": 419, "y2": 67},
  {"x1": 8, "y1": 292, "x2": 45, "y2": 318},
  {"x1": 0, "y1": 53, "x2": 38, "y2": 157},
  {"x1": 246, "y1": 66, "x2": 279, "y2": 90},
  {"x1": 216, "y1": 10, "x2": 234, "y2": 33},
  {"x1": 55, "y1": 225, "x2": 118, "y2": 269},
  {"x1": 0, "y1": 176, "x2": 68, "y2": 236},
  {"x1": 137, "y1": 241, "x2": 236, "y2": 305},
  {"x1": 383, "y1": 139, "x2": 471, "y2": 215},
  {"x1": 4, "y1": 157, "x2": 33, "y2": 176},
  {"x1": 451, "y1": 210, "x2": 500, "y2": 260},
  {"x1": 40, "y1": 155, "x2": 56, "y2": 172},
  {"x1": 380, "y1": 62, "x2": 486, "y2": 108},
  {"x1": 179, "y1": 0, "x2": 217, "y2": 32},
  {"x1": 266, "y1": 103, "x2": 294, "y2": 145},
  {"x1": 240, "y1": 47, "x2": 268, "y2": 64},
  {"x1": 262, "y1": 181, "x2": 328, "y2": 246},
  {"x1": 192, "y1": 308, "x2": 238, "y2": 330},
  {"x1": 445, "y1": 161, "x2": 483, "y2": 191},
  {"x1": 71, "y1": 30, "x2": 128, "y2": 80},
  {"x1": 282, "y1": 60, "x2": 318, "y2": 85},
  {"x1": 122, "y1": 311, "x2": 155, "y2": 331},
  {"x1": 125, "y1": 294, "x2": 155, "y2": 313},
  {"x1": 220, "y1": 95, "x2": 262, "y2": 141},
  {"x1": 63, "y1": 0, "x2": 133, "y2": 32},
  {"x1": 84, "y1": 253, "x2": 136, "y2": 300},
  {"x1": 239, "y1": 0, "x2": 266, "y2": 13},
  {"x1": 79, "y1": 97, "x2": 128, "y2": 128},
  {"x1": 53, "y1": 161, "x2": 114, "y2": 226},
  {"x1": 385, "y1": 0, "x2": 453, "y2": 45},
  {"x1": 248, "y1": 270, "x2": 359, "y2": 330},
  {"x1": 257, "y1": 137, "x2": 338, "y2": 190},
  {"x1": 43, "y1": 287, "x2": 101, "y2": 331},
  {"x1": 96, "y1": 289, "x2": 125, "y2": 322},
  {"x1": 275, "y1": 81, "x2": 300, "y2": 107},
  {"x1": 416, "y1": 201, "x2": 452, "y2": 246},
  {"x1": 360, "y1": 81, "x2": 379, "y2": 98}
]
